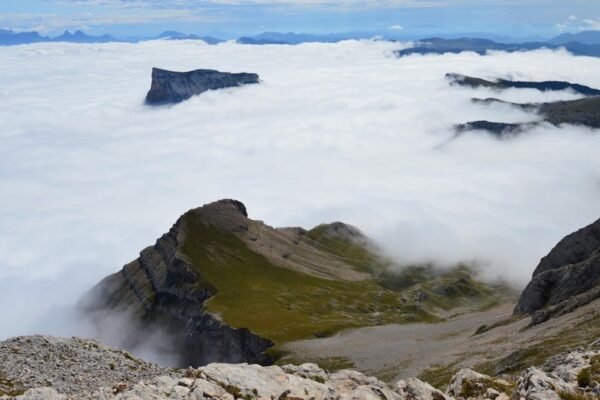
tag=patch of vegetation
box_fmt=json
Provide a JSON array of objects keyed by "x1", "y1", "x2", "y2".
[
  {"x1": 273, "y1": 351, "x2": 355, "y2": 372},
  {"x1": 418, "y1": 363, "x2": 460, "y2": 389},
  {"x1": 0, "y1": 373, "x2": 25, "y2": 397},
  {"x1": 578, "y1": 355, "x2": 600, "y2": 388},
  {"x1": 460, "y1": 377, "x2": 515, "y2": 398},
  {"x1": 182, "y1": 215, "x2": 443, "y2": 344},
  {"x1": 476, "y1": 311, "x2": 600, "y2": 376},
  {"x1": 305, "y1": 224, "x2": 385, "y2": 274},
  {"x1": 474, "y1": 315, "x2": 524, "y2": 336},
  {"x1": 577, "y1": 368, "x2": 591, "y2": 388},
  {"x1": 181, "y1": 214, "x2": 508, "y2": 346},
  {"x1": 558, "y1": 391, "x2": 597, "y2": 400}
]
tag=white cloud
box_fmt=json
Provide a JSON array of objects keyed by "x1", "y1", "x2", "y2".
[
  {"x1": 556, "y1": 14, "x2": 600, "y2": 32},
  {"x1": 0, "y1": 40, "x2": 599, "y2": 340},
  {"x1": 389, "y1": 24, "x2": 404, "y2": 30}
]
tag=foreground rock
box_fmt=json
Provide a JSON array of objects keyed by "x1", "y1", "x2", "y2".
[
  {"x1": 515, "y1": 218, "x2": 600, "y2": 324},
  {"x1": 145, "y1": 68, "x2": 259, "y2": 105},
  {"x1": 0, "y1": 335, "x2": 172, "y2": 397},
  {"x1": 3, "y1": 335, "x2": 600, "y2": 400}
]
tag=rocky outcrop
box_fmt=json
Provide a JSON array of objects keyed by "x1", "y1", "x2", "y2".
[
  {"x1": 449, "y1": 75, "x2": 600, "y2": 134},
  {"x1": 82, "y1": 200, "x2": 274, "y2": 367},
  {"x1": 454, "y1": 121, "x2": 533, "y2": 137},
  {"x1": 515, "y1": 218, "x2": 600, "y2": 323},
  {"x1": 446, "y1": 73, "x2": 600, "y2": 96},
  {"x1": 145, "y1": 68, "x2": 259, "y2": 105},
  {"x1": 4, "y1": 335, "x2": 600, "y2": 400}
]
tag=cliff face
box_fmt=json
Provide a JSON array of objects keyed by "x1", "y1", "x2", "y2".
[
  {"x1": 514, "y1": 218, "x2": 600, "y2": 324},
  {"x1": 82, "y1": 200, "x2": 274, "y2": 367},
  {"x1": 145, "y1": 68, "x2": 259, "y2": 105}
]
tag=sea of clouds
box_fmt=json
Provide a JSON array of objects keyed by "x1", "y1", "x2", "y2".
[{"x1": 1, "y1": 39, "x2": 600, "y2": 340}]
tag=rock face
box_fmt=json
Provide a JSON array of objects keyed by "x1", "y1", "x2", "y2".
[
  {"x1": 514, "y1": 218, "x2": 600, "y2": 324},
  {"x1": 82, "y1": 200, "x2": 274, "y2": 367},
  {"x1": 145, "y1": 68, "x2": 259, "y2": 105}
]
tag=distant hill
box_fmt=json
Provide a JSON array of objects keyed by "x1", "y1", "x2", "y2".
[
  {"x1": 52, "y1": 30, "x2": 118, "y2": 43},
  {"x1": 236, "y1": 36, "x2": 291, "y2": 45},
  {"x1": 549, "y1": 30, "x2": 600, "y2": 45},
  {"x1": 396, "y1": 37, "x2": 600, "y2": 57},
  {"x1": 155, "y1": 31, "x2": 223, "y2": 44},
  {"x1": 0, "y1": 29, "x2": 48, "y2": 45}
]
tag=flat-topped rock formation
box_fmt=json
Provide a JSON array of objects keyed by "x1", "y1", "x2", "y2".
[{"x1": 145, "y1": 68, "x2": 260, "y2": 105}]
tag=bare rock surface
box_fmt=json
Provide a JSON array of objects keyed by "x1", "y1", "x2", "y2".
[
  {"x1": 145, "y1": 68, "x2": 259, "y2": 105},
  {"x1": 515, "y1": 218, "x2": 600, "y2": 322},
  {"x1": 3, "y1": 335, "x2": 600, "y2": 400},
  {"x1": 0, "y1": 335, "x2": 172, "y2": 397}
]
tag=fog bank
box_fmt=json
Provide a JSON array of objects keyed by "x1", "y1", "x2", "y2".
[{"x1": 1, "y1": 40, "x2": 599, "y2": 339}]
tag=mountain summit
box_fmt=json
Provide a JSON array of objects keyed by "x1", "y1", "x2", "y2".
[{"x1": 82, "y1": 199, "x2": 504, "y2": 368}]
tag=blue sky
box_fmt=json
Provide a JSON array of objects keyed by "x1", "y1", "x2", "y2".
[{"x1": 1, "y1": 0, "x2": 599, "y2": 39}]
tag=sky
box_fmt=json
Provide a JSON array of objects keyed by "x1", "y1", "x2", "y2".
[
  {"x1": 1, "y1": 39, "x2": 600, "y2": 342},
  {"x1": 1, "y1": 0, "x2": 600, "y2": 39}
]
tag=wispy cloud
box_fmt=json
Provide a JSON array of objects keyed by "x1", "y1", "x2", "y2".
[{"x1": 556, "y1": 14, "x2": 600, "y2": 32}]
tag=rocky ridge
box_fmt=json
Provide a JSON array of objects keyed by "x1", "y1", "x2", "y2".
[
  {"x1": 515, "y1": 218, "x2": 600, "y2": 325},
  {"x1": 394, "y1": 38, "x2": 600, "y2": 58},
  {"x1": 2, "y1": 335, "x2": 600, "y2": 400},
  {"x1": 446, "y1": 73, "x2": 600, "y2": 96},
  {"x1": 145, "y1": 68, "x2": 259, "y2": 105},
  {"x1": 82, "y1": 199, "x2": 506, "y2": 369},
  {"x1": 446, "y1": 74, "x2": 600, "y2": 134}
]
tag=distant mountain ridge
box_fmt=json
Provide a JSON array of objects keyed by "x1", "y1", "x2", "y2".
[
  {"x1": 395, "y1": 36, "x2": 600, "y2": 57},
  {"x1": 4, "y1": 28, "x2": 600, "y2": 58},
  {"x1": 549, "y1": 30, "x2": 600, "y2": 45}
]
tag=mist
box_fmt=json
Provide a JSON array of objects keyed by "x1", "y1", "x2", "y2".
[{"x1": 1, "y1": 39, "x2": 600, "y2": 341}]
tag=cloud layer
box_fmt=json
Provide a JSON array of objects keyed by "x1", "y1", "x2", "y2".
[{"x1": 1, "y1": 40, "x2": 600, "y2": 339}]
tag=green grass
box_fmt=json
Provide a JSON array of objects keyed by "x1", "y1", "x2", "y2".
[
  {"x1": 418, "y1": 363, "x2": 461, "y2": 389},
  {"x1": 182, "y1": 214, "x2": 441, "y2": 344},
  {"x1": 181, "y1": 213, "x2": 506, "y2": 346},
  {"x1": 305, "y1": 224, "x2": 386, "y2": 274},
  {"x1": 273, "y1": 351, "x2": 355, "y2": 372},
  {"x1": 476, "y1": 311, "x2": 600, "y2": 376}
]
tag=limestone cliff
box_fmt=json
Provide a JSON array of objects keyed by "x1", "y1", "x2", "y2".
[
  {"x1": 514, "y1": 218, "x2": 600, "y2": 324},
  {"x1": 145, "y1": 68, "x2": 259, "y2": 105}
]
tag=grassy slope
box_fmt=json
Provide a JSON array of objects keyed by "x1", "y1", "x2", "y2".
[{"x1": 181, "y1": 213, "x2": 505, "y2": 346}]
